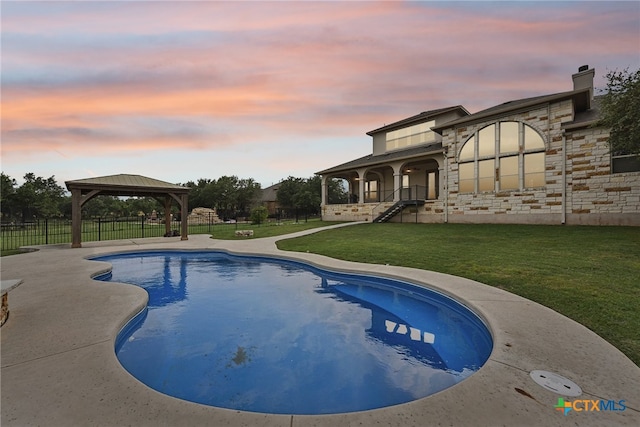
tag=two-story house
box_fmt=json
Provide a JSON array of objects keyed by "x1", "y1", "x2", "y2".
[{"x1": 318, "y1": 66, "x2": 639, "y2": 226}]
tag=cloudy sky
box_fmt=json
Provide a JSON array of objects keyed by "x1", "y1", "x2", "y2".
[{"x1": 2, "y1": 1, "x2": 639, "y2": 189}]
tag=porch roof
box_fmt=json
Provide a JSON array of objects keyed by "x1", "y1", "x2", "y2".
[{"x1": 317, "y1": 142, "x2": 443, "y2": 175}]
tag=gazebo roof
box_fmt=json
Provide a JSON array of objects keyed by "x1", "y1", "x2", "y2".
[
  {"x1": 65, "y1": 174, "x2": 190, "y2": 247},
  {"x1": 65, "y1": 174, "x2": 189, "y2": 196}
]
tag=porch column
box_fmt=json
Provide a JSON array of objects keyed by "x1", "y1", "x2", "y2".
[
  {"x1": 357, "y1": 169, "x2": 366, "y2": 203},
  {"x1": 392, "y1": 163, "x2": 403, "y2": 202},
  {"x1": 320, "y1": 176, "x2": 327, "y2": 206},
  {"x1": 438, "y1": 165, "x2": 445, "y2": 199}
]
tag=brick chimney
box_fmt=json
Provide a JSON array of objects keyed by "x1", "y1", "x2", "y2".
[{"x1": 572, "y1": 65, "x2": 595, "y2": 100}]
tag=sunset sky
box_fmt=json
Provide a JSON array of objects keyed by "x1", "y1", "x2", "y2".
[{"x1": 2, "y1": 1, "x2": 639, "y2": 189}]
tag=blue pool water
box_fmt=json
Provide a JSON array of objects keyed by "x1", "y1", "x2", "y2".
[{"x1": 92, "y1": 251, "x2": 492, "y2": 415}]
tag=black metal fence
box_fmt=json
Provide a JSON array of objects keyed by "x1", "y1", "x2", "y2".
[
  {"x1": 0, "y1": 213, "x2": 314, "y2": 253},
  {"x1": 0, "y1": 217, "x2": 181, "y2": 252}
]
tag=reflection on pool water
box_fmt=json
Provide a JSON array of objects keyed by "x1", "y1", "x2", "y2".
[{"x1": 92, "y1": 251, "x2": 492, "y2": 415}]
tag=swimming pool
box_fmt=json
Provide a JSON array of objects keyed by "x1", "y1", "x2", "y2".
[{"x1": 92, "y1": 250, "x2": 492, "y2": 415}]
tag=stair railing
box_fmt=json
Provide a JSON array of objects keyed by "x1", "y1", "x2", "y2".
[{"x1": 370, "y1": 185, "x2": 427, "y2": 221}]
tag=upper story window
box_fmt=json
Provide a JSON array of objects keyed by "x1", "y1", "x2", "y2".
[
  {"x1": 386, "y1": 120, "x2": 435, "y2": 151},
  {"x1": 458, "y1": 121, "x2": 546, "y2": 193}
]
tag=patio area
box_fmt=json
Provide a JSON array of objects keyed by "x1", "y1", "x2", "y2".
[{"x1": 1, "y1": 223, "x2": 638, "y2": 426}]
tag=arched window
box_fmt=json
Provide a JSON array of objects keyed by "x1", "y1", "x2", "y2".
[{"x1": 458, "y1": 122, "x2": 545, "y2": 193}]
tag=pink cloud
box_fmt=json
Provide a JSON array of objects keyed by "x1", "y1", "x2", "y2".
[{"x1": 1, "y1": 1, "x2": 638, "y2": 185}]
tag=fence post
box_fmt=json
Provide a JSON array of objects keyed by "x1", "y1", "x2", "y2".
[
  {"x1": 141, "y1": 216, "x2": 145, "y2": 238},
  {"x1": 98, "y1": 217, "x2": 102, "y2": 241}
]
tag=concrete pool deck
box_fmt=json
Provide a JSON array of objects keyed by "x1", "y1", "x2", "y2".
[{"x1": 1, "y1": 223, "x2": 639, "y2": 426}]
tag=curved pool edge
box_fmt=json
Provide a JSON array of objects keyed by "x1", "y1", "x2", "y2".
[
  {"x1": 93, "y1": 249, "x2": 494, "y2": 414},
  {"x1": 1, "y1": 233, "x2": 638, "y2": 427},
  {"x1": 89, "y1": 247, "x2": 498, "y2": 359}
]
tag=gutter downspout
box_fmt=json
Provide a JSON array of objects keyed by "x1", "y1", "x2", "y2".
[
  {"x1": 561, "y1": 129, "x2": 566, "y2": 224},
  {"x1": 444, "y1": 151, "x2": 448, "y2": 223}
]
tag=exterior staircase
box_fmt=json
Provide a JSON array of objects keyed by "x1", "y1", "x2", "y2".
[{"x1": 373, "y1": 200, "x2": 425, "y2": 223}]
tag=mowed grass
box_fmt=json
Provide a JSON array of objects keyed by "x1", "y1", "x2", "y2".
[
  {"x1": 0, "y1": 218, "x2": 341, "y2": 256},
  {"x1": 276, "y1": 223, "x2": 640, "y2": 366}
]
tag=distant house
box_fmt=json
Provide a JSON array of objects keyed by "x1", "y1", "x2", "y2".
[
  {"x1": 318, "y1": 66, "x2": 639, "y2": 226},
  {"x1": 260, "y1": 182, "x2": 281, "y2": 217}
]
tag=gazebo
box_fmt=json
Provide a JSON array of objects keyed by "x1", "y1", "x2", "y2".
[{"x1": 65, "y1": 174, "x2": 190, "y2": 248}]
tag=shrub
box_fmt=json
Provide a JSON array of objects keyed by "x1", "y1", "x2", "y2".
[{"x1": 250, "y1": 206, "x2": 269, "y2": 225}]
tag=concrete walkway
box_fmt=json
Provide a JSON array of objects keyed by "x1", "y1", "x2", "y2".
[{"x1": 1, "y1": 224, "x2": 639, "y2": 426}]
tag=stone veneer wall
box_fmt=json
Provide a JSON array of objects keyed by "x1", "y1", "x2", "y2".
[
  {"x1": 442, "y1": 103, "x2": 569, "y2": 224},
  {"x1": 321, "y1": 200, "x2": 446, "y2": 223},
  {"x1": 322, "y1": 203, "x2": 375, "y2": 222},
  {"x1": 441, "y1": 100, "x2": 639, "y2": 226},
  {"x1": 564, "y1": 126, "x2": 640, "y2": 225},
  {"x1": 321, "y1": 100, "x2": 639, "y2": 226}
]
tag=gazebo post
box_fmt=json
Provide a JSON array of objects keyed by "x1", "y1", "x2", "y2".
[
  {"x1": 71, "y1": 189, "x2": 83, "y2": 248},
  {"x1": 164, "y1": 196, "x2": 172, "y2": 237},
  {"x1": 181, "y1": 193, "x2": 188, "y2": 240}
]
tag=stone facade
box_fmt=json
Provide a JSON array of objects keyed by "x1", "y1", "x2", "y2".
[
  {"x1": 564, "y1": 128, "x2": 639, "y2": 225},
  {"x1": 319, "y1": 67, "x2": 639, "y2": 226},
  {"x1": 438, "y1": 102, "x2": 639, "y2": 225}
]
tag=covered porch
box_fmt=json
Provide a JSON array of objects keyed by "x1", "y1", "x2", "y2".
[{"x1": 319, "y1": 151, "x2": 446, "y2": 223}]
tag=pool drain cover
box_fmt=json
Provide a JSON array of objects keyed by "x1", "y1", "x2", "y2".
[{"x1": 529, "y1": 370, "x2": 582, "y2": 397}]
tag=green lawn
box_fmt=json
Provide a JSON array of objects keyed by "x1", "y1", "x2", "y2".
[
  {"x1": 276, "y1": 223, "x2": 640, "y2": 366},
  {"x1": 0, "y1": 218, "x2": 338, "y2": 255}
]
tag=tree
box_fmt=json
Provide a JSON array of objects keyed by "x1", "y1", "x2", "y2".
[
  {"x1": 327, "y1": 178, "x2": 349, "y2": 204},
  {"x1": 211, "y1": 176, "x2": 239, "y2": 219},
  {"x1": 184, "y1": 179, "x2": 212, "y2": 210},
  {"x1": 1, "y1": 173, "x2": 17, "y2": 220},
  {"x1": 82, "y1": 196, "x2": 126, "y2": 217},
  {"x1": 125, "y1": 197, "x2": 162, "y2": 217},
  {"x1": 184, "y1": 176, "x2": 261, "y2": 219},
  {"x1": 276, "y1": 176, "x2": 323, "y2": 221},
  {"x1": 297, "y1": 177, "x2": 321, "y2": 217},
  {"x1": 236, "y1": 178, "x2": 262, "y2": 217},
  {"x1": 276, "y1": 176, "x2": 306, "y2": 218},
  {"x1": 598, "y1": 67, "x2": 640, "y2": 156},
  {"x1": 13, "y1": 173, "x2": 66, "y2": 221}
]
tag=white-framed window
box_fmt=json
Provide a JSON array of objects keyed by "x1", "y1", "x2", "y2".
[{"x1": 458, "y1": 121, "x2": 545, "y2": 193}]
